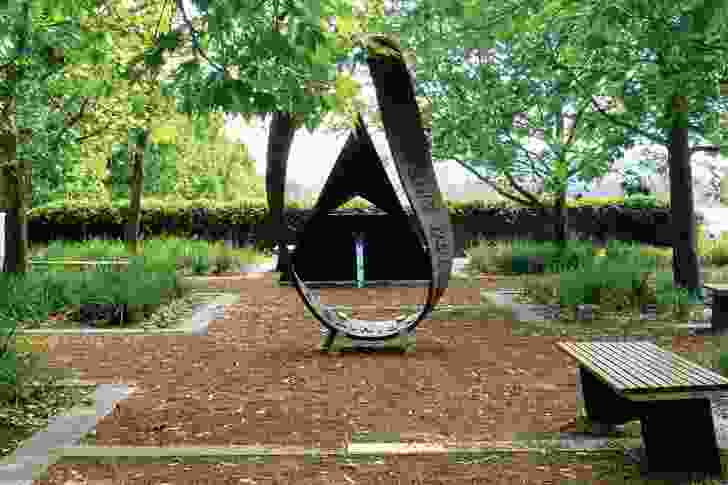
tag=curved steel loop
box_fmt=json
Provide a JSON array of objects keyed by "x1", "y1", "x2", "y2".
[{"x1": 290, "y1": 36, "x2": 454, "y2": 341}]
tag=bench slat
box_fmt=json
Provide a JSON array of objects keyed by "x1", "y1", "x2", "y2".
[
  {"x1": 561, "y1": 341, "x2": 724, "y2": 389},
  {"x1": 591, "y1": 341, "x2": 719, "y2": 388},
  {"x1": 559, "y1": 341, "x2": 719, "y2": 387},
  {"x1": 619, "y1": 342, "x2": 722, "y2": 387},
  {"x1": 559, "y1": 342, "x2": 653, "y2": 390},
  {"x1": 557, "y1": 341, "x2": 728, "y2": 399},
  {"x1": 560, "y1": 341, "x2": 728, "y2": 391},
  {"x1": 578, "y1": 342, "x2": 678, "y2": 388}
]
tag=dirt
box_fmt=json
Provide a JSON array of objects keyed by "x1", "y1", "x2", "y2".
[{"x1": 33, "y1": 452, "x2": 624, "y2": 484}]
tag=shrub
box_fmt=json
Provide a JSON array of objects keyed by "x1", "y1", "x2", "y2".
[
  {"x1": 652, "y1": 270, "x2": 693, "y2": 315},
  {"x1": 0, "y1": 347, "x2": 77, "y2": 405},
  {"x1": 715, "y1": 351, "x2": 728, "y2": 377},
  {"x1": 556, "y1": 258, "x2": 653, "y2": 311},
  {"x1": 636, "y1": 245, "x2": 673, "y2": 269},
  {"x1": 623, "y1": 194, "x2": 660, "y2": 209}
]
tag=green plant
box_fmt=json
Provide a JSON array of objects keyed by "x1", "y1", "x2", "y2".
[
  {"x1": 0, "y1": 349, "x2": 78, "y2": 406},
  {"x1": 636, "y1": 245, "x2": 673, "y2": 269},
  {"x1": 190, "y1": 254, "x2": 211, "y2": 274},
  {"x1": 544, "y1": 241, "x2": 598, "y2": 273},
  {"x1": 623, "y1": 193, "x2": 659, "y2": 209},
  {"x1": 702, "y1": 237, "x2": 728, "y2": 267},
  {"x1": 715, "y1": 351, "x2": 728, "y2": 377},
  {"x1": 554, "y1": 258, "x2": 654, "y2": 311},
  {"x1": 652, "y1": 271, "x2": 693, "y2": 316},
  {"x1": 6, "y1": 235, "x2": 262, "y2": 330},
  {"x1": 211, "y1": 252, "x2": 238, "y2": 274}
]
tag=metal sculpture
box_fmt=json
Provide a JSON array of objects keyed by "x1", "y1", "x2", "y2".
[{"x1": 289, "y1": 36, "x2": 454, "y2": 349}]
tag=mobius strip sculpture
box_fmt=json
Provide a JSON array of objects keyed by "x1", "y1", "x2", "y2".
[{"x1": 289, "y1": 36, "x2": 454, "y2": 346}]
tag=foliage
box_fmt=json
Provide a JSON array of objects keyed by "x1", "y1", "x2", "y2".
[
  {"x1": 620, "y1": 166, "x2": 652, "y2": 197},
  {"x1": 62, "y1": 0, "x2": 182, "y2": 187},
  {"x1": 716, "y1": 351, "x2": 728, "y2": 378},
  {"x1": 2, "y1": 232, "x2": 275, "y2": 340},
  {"x1": 155, "y1": 0, "x2": 379, "y2": 137},
  {"x1": 622, "y1": 193, "x2": 660, "y2": 209},
  {"x1": 479, "y1": 238, "x2": 600, "y2": 276},
  {"x1": 0, "y1": 0, "x2": 114, "y2": 211}
]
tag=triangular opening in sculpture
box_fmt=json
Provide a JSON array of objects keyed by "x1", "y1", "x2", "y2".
[
  {"x1": 311, "y1": 113, "x2": 412, "y2": 220},
  {"x1": 289, "y1": 113, "x2": 429, "y2": 285}
]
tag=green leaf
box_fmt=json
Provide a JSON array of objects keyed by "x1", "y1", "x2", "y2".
[
  {"x1": 144, "y1": 47, "x2": 164, "y2": 68},
  {"x1": 128, "y1": 95, "x2": 146, "y2": 115},
  {"x1": 177, "y1": 60, "x2": 201, "y2": 76},
  {"x1": 157, "y1": 31, "x2": 179, "y2": 51},
  {"x1": 303, "y1": 113, "x2": 323, "y2": 132}
]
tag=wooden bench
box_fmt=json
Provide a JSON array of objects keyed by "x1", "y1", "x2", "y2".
[
  {"x1": 704, "y1": 284, "x2": 728, "y2": 332},
  {"x1": 556, "y1": 339, "x2": 728, "y2": 476}
]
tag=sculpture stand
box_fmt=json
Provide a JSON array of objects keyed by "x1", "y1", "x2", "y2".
[{"x1": 319, "y1": 326, "x2": 416, "y2": 353}]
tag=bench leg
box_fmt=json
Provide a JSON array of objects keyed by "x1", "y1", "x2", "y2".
[
  {"x1": 579, "y1": 366, "x2": 641, "y2": 425},
  {"x1": 640, "y1": 398, "x2": 722, "y2": 476}
]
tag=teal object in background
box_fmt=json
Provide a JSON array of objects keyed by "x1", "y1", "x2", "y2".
[{"x1": 354, "y1": 231, "x2": 365, "y2": 288}]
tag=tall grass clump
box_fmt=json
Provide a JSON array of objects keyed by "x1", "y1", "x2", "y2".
[{"x1": 465, "y1": 236, "x2": 600, "y2": 275}]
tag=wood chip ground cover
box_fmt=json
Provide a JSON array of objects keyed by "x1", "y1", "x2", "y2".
[
  {"x1": 27, "y1": 271, "x2": 728, "y2": 483},
  {"x1": 30, "y1": 451, "x2": 640, "y2": 484}
]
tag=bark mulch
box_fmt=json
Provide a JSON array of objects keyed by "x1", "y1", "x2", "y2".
[
  {"x1": 35, "y1": 271, "x2": 702, "y2": 484},
  {"x1": 34, "y1": 453, "x2": 610, "y2": 484}
]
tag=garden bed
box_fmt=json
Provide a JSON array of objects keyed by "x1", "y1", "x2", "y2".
[
  {"x1": 27, "y1": 270, "x2": 728, "y2": 485},
  {"x1": 0, "y1": 350, "x2": 97, "y2": 460},
  {"x1": 0, "y1": 236, "x2": 274, "y2": 463},
  {"x1": 14, "y1": 290, "x2": 233, "y2": 331}
]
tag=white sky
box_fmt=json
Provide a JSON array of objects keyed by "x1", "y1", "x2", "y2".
[
  {"x1": 178, "y1": 0, "x2": 728, "y2": 196},
  {"x1": 222, "y1": 75, "x2": 474, "y2": 189}
]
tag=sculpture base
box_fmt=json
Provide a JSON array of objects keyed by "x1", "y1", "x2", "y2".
[{"x1": 319, "y1": 325, "x2": 416, "y2": 353}]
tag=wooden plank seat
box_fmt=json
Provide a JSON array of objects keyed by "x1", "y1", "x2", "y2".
[{"x1": 556, "y1": 339, "x2": 728, "y2": 476}]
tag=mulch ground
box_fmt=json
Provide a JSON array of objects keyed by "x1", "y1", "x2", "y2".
[
  {"x1": 36, "y1": 271, "x2": 712, "y2": 484},
  {"x1": 34, "y1": 454, "x2": 608, "y2": 484}
]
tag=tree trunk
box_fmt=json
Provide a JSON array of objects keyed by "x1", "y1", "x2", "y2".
[
  {"x1": 667, "y1": 95, "x2": 702, "y2": 297},
  {"x1": 553, "y1": 189, "x2": 568, "y2": 250},
  {"x1": 125, "y1": 128, "x2": 148, "y2": 256},
  {"x1": 553, "y1": 99, "x2": 569, "y2": 251},
  {"x1": 0, "y1": 156, "x2": 30, "y2": 275},
  {"x1": 265, "y1": 112, "x2": 299, "y2": 274},
  {"x1": 0, "y1": 84, "x2": 30, "y2": 275}
]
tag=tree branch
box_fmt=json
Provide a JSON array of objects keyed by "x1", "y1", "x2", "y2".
[
  {"x1": 564, "y1": 98, "x2": 590, "y2": 148},
  {"x1": 589, "y1": 95, "x2": 668, "y2": 145},
  {"x1": 174, "y1": 0, "x2": 228, "y2": 76},
  {"x1": 690, "y1": 144, "x2": 727, "y2": 156},
  {"x1": 502, "y1": 170, "x2": 546, "y2": 206},
  {"x1": 451, "y1": 158, "x2": 542, "y2": 207},
  {"x1": 537, "y1": 42, "x2": 670, "y2": 147},
  {"x1": 75, "y1": 120, "x2": 115, "y2": 143}
]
